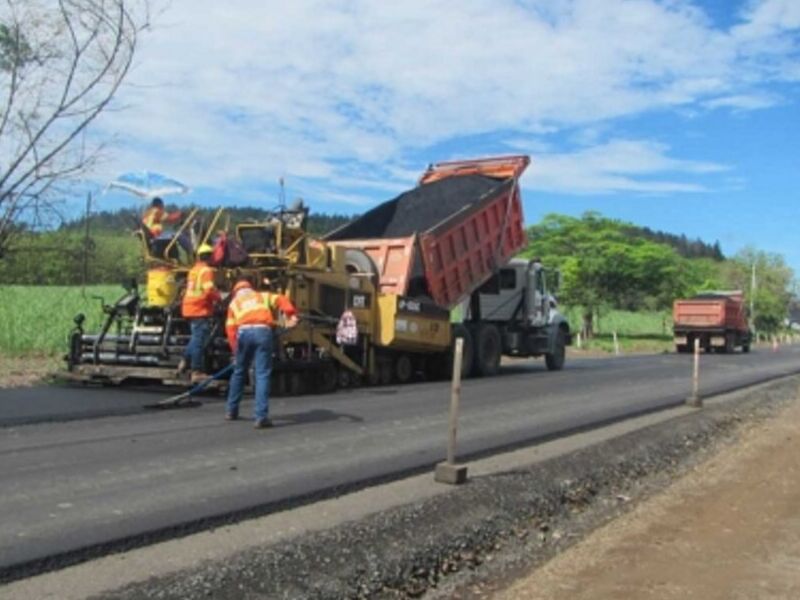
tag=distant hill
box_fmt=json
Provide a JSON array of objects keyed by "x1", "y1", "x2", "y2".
[
  {"x1": 60, "y1": 206, "x2": 355, "y2": 236},
  {"x1": 4, "y1": 207, "x2": 724, "y2": 286},
  {"x1": 622, "y1": 224, "x2": 724, "y2": 261}
]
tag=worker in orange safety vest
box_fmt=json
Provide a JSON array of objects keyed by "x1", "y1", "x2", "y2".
[
  {"x1": 225, "y1": 277, "x2": 298, "y2": 428},
  {"x1": 178, "y1": 243, "x2": 221, "y2": 381},
  {"x1": 142, "y1": 197, "x2": 192, "y2": 256}
]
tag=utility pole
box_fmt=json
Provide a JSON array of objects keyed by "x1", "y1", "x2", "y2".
[
  {"x1": 750, "y1": 261, "x2": 756, "y2": 337},
  {"x1": 81, "y1": 192, "x2": 92, "y2": 297}
]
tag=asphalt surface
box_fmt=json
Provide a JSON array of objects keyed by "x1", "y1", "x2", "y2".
[{"x1": 1, "y1": 347, "x2": 799, "y2": 578}]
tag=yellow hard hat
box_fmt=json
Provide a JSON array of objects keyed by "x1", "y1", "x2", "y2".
[{"x1": 197, "y1": 243, "x2": 214, "y2": 256}]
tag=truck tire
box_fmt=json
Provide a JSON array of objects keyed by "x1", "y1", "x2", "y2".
[
  {"x1": 724, "y1": 332, "x2": 735, "y2": 354},
  {"x1": 451, "y1": 325, "x2": 474, "y2": 379},
  {"x1": 315, "y1": 361, "x2": 338, "y2": 393},
  {"x1": 545, "y1": 329, "x2": 566, "y2": 371},
  {"x1": 394, "y1": 353, "x2": 414, "y2": 384},
  {"x1": 742, "y1": 339, "x2": 751, "y2": 353},
  {"x1": 475, "y1": 323, "x2": 501, "y2": 377},
  {"x1": 676, "y1": 344, "x2": 689, "y2": 354}
]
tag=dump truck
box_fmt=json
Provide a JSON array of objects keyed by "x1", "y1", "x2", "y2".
[
  {"x1": 673, "y1": 291, "x2": 751, "y2": 354},
  {"x1": 326, "y1": 155, "x2": 570, "y2": 377},
  {"x1": 66, "y1": 155, "x2": 569, "y2": 391}
]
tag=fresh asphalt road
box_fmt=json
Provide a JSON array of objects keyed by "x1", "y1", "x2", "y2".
[{"x1": 1, "y1": 347, "x2": 799, "y2": 576}]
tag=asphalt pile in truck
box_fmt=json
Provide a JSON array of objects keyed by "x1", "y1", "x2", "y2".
[{"x1": 328, "y1": 174, "x2": 508, "y2": 240}]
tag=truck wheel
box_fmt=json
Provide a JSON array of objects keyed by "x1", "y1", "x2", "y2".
[
  {"x1": 475, "y1": 324, "x2": 501, "y2": 377},
  {"x1": 724, "y1": 332, "x2": 734, "y2": 354},
  {"x1": 337, "y1": 367, "x2": 352, "y2": 389},
  {"x1": 676, "y1": 344, "x2": 688, "y2": 354},
  {"x1": 451, "y1": 325, "x2": 474, "y2": 379},
  {"x1": 315, "y1": 361, "x2": 338, "y2": 394},
  {"x1": 395, "y1": 353, "x2": 414, "y2": 384},
  {"x1": 545, "y1": 329, "x2": 566, "y2": 371},
  {"x1": 378, "y1": 360, "x2": 394, "y2": 385},
  {"x1": 288, "y1": 372, "x2": 306, "y2": 395},
  {"x1": 742, "y1": 341, "x2": 751, "y2": 353}
]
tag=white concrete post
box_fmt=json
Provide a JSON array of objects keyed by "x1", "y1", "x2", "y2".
[{"x1": 613, "y1": 331, "x2": 620, "y2": 356}]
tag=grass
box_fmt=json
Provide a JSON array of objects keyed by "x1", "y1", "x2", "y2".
[
  {"x1": 562, "y1": 307, "x2": 674, "y2": 354},
  {"x1": 0, "y1": 285, "x2": 125, "y2": 356},
  {"x1": 1, "y1": 286, "x2": 676, "y2": 358}
]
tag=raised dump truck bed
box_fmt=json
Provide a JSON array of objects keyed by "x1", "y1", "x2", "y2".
[{"x1": 327, "y1": 156, "x2": 528, "y2": 308}]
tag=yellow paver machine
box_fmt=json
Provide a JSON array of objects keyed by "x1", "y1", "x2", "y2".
[{"x1": 66, "y1": 156, "x2": 570, "y2": 393}]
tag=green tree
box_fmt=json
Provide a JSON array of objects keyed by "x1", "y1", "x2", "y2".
[
  {"x1": 721, "y1": 247, "x2": 793, "y2": 333},
  {"x1": 525, "y1": 212, "x2": 717, "y2": 336}
]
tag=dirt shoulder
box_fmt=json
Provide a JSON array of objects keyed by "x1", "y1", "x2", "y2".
[
  {"x1": 0, "y1": 355, "x2": 60, "y2": 388},
  {"x1": 496, "y1": 386, "x2": 800, "y2": 599}
]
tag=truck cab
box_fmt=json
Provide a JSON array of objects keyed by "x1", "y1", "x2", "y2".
[{"x1": 452, "y1": 258, "x2": 570, "y2": 377}]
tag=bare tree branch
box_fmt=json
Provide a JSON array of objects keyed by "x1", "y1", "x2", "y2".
[{"x1": 0, "y1": 0, "x2": 151, "y2": 255}]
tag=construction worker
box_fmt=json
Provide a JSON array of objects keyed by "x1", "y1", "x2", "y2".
[
  {"x1": 142, "y1": 197, "x2": 181, "y2": 237},
  {"x1": 178, "y1": 244, "x2": 221, "y2": 381},
  {"x1": 142, "y1": 197, "x2": 191, "y2": 255},
  {"x1": 225, "y1": 276, "x2": 298, "y2": 428}
]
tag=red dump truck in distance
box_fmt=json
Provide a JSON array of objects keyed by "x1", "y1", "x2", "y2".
[{"x1": 673, "y1": 291, "x2": 751, "y2": 354}]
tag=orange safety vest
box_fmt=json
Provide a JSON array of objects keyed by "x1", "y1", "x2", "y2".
[
  {"x1": 181, "y1": 262, "x2": 219, "y2": 318},
  {"x1": 142, "y1": 206, "x2": 164, "y2": 236},
  {"x1": 225, "y1": 288, "x2": 297, "y2": 350}
]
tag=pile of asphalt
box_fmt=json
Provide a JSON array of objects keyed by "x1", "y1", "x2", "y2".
[
  {"x1": 327, "y1": 175, "x2": 506, "y2": 240},
  {"x1": 97, "y1": 377, "x2": 798, "y2": 600}
]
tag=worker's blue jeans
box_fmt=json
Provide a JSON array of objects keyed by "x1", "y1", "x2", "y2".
[
  {"x1": 184, "y1": 318, "x2": 212, "y2": 371},
  {"x1": 226, "y1": 327, "x2": 273, "y2": 421}
]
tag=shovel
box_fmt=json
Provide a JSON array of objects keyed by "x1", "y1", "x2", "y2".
[{"x1": 144, "y1": 364, "x2": 234, "y2": 409}]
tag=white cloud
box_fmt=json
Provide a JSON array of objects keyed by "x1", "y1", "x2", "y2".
[
  {"x1": 89, "y1": 0, "x2": 800, "y2": 200},
  {"x1": 525, "y1": 139, "x2": 728, "y2": 194},
  {"x1": 704, "y1": 93, "x2": 779, "y2": 110}
]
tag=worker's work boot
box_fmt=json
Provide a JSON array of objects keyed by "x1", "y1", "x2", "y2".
[
  {"x1": 253, "y1": 418, "x2": 274, "y2": 429},
  {"x1": 190, "y1": 371, "x2": 209, "y2": 384}
]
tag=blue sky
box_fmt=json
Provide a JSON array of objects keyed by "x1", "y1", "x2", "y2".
[{"x1": 91, "y1": 0, "x2": 800, "y2": 270}]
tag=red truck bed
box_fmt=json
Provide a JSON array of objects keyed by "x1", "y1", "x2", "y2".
[
  {"x1": 327, "y1": 156, "x2": 529, "y2": 308},
  {"x1": 673, "y1": 293, "x2": 748, "y2": 332}
]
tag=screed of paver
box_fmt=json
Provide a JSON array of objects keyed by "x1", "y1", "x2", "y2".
[{"x1": 496, "y1": 390, "x2": 800, "y2": 600}]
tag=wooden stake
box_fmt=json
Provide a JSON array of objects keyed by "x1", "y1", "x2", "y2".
[
  {"x1": 435, "y1": 337, "x2": 468, "y2": 484},
  {"x1": 687, "y1": 338, "x2": 701, "y2": 407}
]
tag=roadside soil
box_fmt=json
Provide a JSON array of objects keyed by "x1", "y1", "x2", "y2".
[
  {"x1": 494, "y1": 387, "x2": 800, "y2": 600},
  {"x1": 0, "y1": 355, "x2": 60, "y2": 388}
]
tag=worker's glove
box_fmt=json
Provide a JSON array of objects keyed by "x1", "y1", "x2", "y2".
[{"x1": 284, "y1": 315, "x2": 299, "y2": 329}]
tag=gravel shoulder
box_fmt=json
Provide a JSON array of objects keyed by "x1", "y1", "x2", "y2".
[
  {"x1": 495, "y1": 378, "x2": 800, "y2": 599},
  {"x1": 5, "y1": 375, "x2": 799, "y2": 599}
]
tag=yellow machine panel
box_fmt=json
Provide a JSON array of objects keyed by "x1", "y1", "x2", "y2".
[{"x1": 376, "y1": 295, "x2": 451, "y2": 352}]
